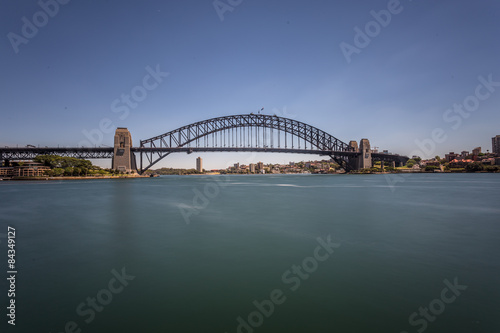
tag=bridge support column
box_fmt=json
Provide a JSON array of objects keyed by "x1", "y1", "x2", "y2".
[
  {"x1": 358, "y1": 138, "x2": 372, "y2": 169},
  {"x1": 380, "y1": 161, "x2": 384, "y2": 171},
  {"x1": 112, "y1": 128, "x2": 135, "y2": 173},
  {"x1": 392, "y1": 161, "x2": 396, "y2": 169}
]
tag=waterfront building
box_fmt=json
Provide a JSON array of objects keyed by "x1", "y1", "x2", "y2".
[
  {"x1": 196, "y1": 157, "x2": 203, "y2": 173},
  {"x1": 492, "y1": 135, "x2": 500, "y2": 156},
  {"x1": 0, "y1": 162, "x2": 50, "y2": 177},
  {"x1": 481, "y1": 158, "x2": 495, "y2": 165},
  {"x1": 461, "y1": 151, "x2": 469, "y2": 158},
  {"x1": 449, "y1": 159, "x2": 473, "y2": 168},
  {"x1": 472, "y1": 147, "x2": 481, "y2": 156},
  {"x1": 257, "y1": 162, "x2": 264, "y2": 171},
  {"x1": 445, "y1": 152, "x2": 459, "y2": 162},
  {"x1": 249, "y1": 163, "x2": 256, "y2": 173}
]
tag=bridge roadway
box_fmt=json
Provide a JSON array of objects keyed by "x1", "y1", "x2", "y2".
[
  {"x1": 0, "y1": 146, "x2": 357, "y2": 159},
  {"x1": 0, "y1": 146, "x2": 405, "y2": 162}
]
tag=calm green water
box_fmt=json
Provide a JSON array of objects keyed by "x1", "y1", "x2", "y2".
[{"x1": 1, "y1": 174, "x2": 499, "y2": 333}]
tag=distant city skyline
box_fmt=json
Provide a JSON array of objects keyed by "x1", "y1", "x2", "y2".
[{"x1": 1, "y1": 1, "x2": 499, "y2": 169}]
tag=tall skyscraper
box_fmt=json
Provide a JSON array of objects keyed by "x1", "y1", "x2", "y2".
[
  {"x1": 492, "y1": 135, "x2": 500, "y2": 155},
  {"x1": 196, "y1": 157, "x2": 203, "y2": 173}
]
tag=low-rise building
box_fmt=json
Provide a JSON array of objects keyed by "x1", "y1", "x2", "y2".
[
  {"x1": 480, "y1": 158, "x2": 495, "y2": 165},
  {"x1": 449, "y1": 159, "x2": 473, "y2": 168},
  {"x1": 0, "y1": 162, "x2": 50, "y2": 177},
  {"x1": 445, "y1": 152, "x2": 459, "y2": 162}
]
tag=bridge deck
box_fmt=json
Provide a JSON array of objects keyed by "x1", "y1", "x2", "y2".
[{"x1": 0, "y1": 147, "x2": 404, "y2": 160}]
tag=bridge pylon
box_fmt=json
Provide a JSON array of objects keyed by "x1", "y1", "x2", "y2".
[
  {"x1": 112, "y1": 128, "x2": 137, "y2": 173},
  {"x1": 358, "y1": 138, "x2": 372, "y2": 169},
  {"x1": 343, "y1": 138, "x2": 372, "y2": 171}
]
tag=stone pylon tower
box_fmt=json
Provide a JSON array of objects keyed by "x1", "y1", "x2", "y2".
[
  {"x1": 112, "y1": 128, "x2": 136, "y2": 173},
  {"x1": 349, "y1": 140, "x2": 359, "y2": 152},
  {"x1": 358, "y1": 138, "x2": 372, "y2": 169}
]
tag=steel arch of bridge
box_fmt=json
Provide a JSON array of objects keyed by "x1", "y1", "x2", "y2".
[{"x1": 138, "y1": 114, "x2": 355, "y2": 173}]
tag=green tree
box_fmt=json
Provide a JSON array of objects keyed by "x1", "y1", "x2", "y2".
[
  {"x1": 465, "y1": 162, "x2": 484, "y2": 172},
  {"x1": 485, "y1": 165, "x2": 499, "y2": 172},
  {"x1": 406, "y1": 159, "x2": 416, "y2": 168},
  {"x1": 73, "y1": 167, "x2": 82, "y2": 176},
  {"x1": 425, "y1": 165, "x2": 439, "y2": 172},
  {"x1": 53, "y1": 168, "x2": 64, "y2": 176}
]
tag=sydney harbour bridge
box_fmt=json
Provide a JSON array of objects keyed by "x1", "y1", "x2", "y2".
[{"x1": 0, "y1": 114, "x2": 408, "y2": 173}]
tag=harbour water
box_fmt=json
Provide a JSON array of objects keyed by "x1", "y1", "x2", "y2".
[{"x1": 1, "y1": 174, "x2": 499, "y2": 332}]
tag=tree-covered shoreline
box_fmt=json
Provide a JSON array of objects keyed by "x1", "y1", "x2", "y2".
[{"x1": 34, "y1": 155, "x2": 123, "y2": 177}]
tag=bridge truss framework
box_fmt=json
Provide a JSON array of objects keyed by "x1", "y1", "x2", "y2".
[{"x1": 138, "y1": 114, "x2": 357, "y2": 173}]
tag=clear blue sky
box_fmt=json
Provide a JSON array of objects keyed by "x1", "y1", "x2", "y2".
[{"x1": 1, "y1": 0, "x2": 499, "y2": 169}]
